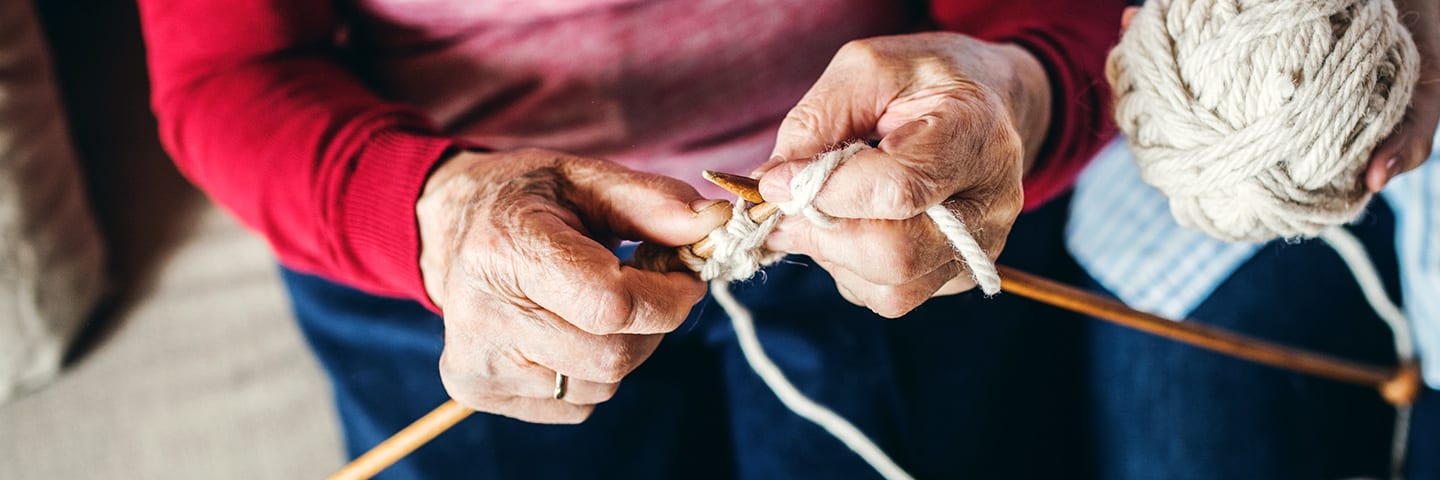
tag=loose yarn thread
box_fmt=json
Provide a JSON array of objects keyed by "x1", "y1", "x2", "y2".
[
  {"x1": 1319, "y1": 227, "x2": 1415, "y2": 477},
  {"x1": 1108, "y1": 0, "x2": 1419, "y2": 242},
  {"x1": 689, "y1": 143, "x2": 1001, "y2": 480}
]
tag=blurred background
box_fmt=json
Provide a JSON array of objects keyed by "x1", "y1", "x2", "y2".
[{"x1": 0, "y1": 0, "x2": 343, "y2": 477}]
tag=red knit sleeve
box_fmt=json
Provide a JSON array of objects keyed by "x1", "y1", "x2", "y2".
[
  {"x1": 138, "y1": 0, "x2": 455, "y2": 307},
  {"x1": 930, "y1": 1, "x2": 1126, "y2": 210}
]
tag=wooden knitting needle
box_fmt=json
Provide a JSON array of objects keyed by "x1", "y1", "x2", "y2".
[
  {"x1": 329, "y1": 169, "x2": 1420, "y2": 479},
  {"x1": 329, "y1": 182, "x2": 780, "y2": 480},
  {"x1": 327, "y1": 400, "x2": 472, "y2": 480},
  {"x1": 699, "y1": 170, "x2": 1421, "y2": 406}
]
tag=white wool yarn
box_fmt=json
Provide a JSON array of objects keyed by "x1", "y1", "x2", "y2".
[
  {"x1": 679, "y1": 200, "x2": 786, "y2": 282},
  {"x1": 1108, "y1": 0, "x2": 1419, "y2": 242},
  {"x1": 685, "y1": 142, "x2": 1000, "y2": 294},
  {"x1": 775, "y1": 142, "x2": 1002, "y2": 294}
]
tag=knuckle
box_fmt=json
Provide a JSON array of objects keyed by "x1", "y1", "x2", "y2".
[
  {"x1": 836, "y1": 39, "x2": 883, "y2": 64},
  {"x1": 888, "y1": 224, "x2": 943, "y2": 283},
  {"x1": 779, "y1": 103, "x2": 828, "y2": 139},
  {"x1": 593, "y1": 344, "x2": 637, "y2": 383},
  {"x1": 867, "y1": 288, "x2": 922, "y2": 319},
  {"x1": 877, "y1": 170, "x2": 936, "y2": 218},
  {"x1": 592, "y1": 382, "x2": 621, "y2": 403},
  {"x1": 865, "y1": 246, "x2": 914, "y2": 286},
  {"x1": 580, "y1": 279, "x2": 634, "y2": 334}
]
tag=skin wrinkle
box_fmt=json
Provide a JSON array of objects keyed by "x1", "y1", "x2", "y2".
[
  {"x1": 755, "y1": 32, "x2": 1035, "y2": 316},
  {"x1": 418, "y1": 27, "x2": 1056, "y2": 421},
  {"x1": 416, "y1": 146, "x2": 716, "y2": 420}
]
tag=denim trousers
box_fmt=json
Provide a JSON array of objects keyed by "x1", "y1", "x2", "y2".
[
  {"x1": 284, "y1": 194, "x2": 1436, "y2": 479},
  {"x1": 1081, "y1": 200, "x2": 1439, "y2": 479},
  {"x1": 281, "y1": 197, "x2": 1093, "y2": 479}
]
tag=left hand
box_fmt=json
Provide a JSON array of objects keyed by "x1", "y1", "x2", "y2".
[
  {"x1": 755, "y1": 32, "x2": 1052, "y2": 318},
  {"x1": 1366, "y1": 0, "x2": 1440, "y2": 192}
]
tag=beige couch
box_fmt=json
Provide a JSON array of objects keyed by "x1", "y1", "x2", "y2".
[{"x1": 0, "y1": 1, "x2": 345, "y2": 477}]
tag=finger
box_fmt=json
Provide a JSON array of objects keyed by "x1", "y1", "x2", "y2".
[
  {"x1": 560, "y1": 158, "x2": 732, "y2": 247},
  {"x1": 519, "y1": 306, "x2": 668, "y2": 384},
  {"x1": 517, "y1": 214, "x2": 707, "y2": 336},
  {"x1": 1366, "y1": 97, "x2": 1440, "y2": 191},
  {"x1": 767, "y1": 43, "x2": 885, "y2": 168},
  {"x1": 494, "y1": 351, "x2": 623, "y2": 405},
  {"x1": 813, "y1": 258, "x2": 866, "y2": 309},
  {"x1": 1366, "y1": 124, "x2": 1437, "y2": 192},
  {"x1": 933, "y1": 272, "x2": 980, "y2": 297},
  {"x1": 760, "y1": 98, "x2": 1021, "y2": 219},
  {"x1": 487, "y1": 397, "x2": 597, "y2": 425},
  {"x1": 766, "y1": 214, "x2": 955, "y2": 286},
  {"x1": 439, "y1": 347, "x2": 599, "y2": 422},
  {"x1": 1120, "y1": 7, "x2": 1141, "y2": 34},
  {"x1": 503, "y1": 268, "x2": 672, "y2": 382},
  {"x1": 817, "y1": 258, "x2": 964, "y2": 319}
]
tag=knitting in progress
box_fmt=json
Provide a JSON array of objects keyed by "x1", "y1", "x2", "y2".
[
  {"x1": 685, "y1": 142, "x2": 1001, "y2": 294},
  {"x1": 1108, "y1": 0, "x2": 1419, "y2": 242},
  {"x1": 678, "y1": 142, "x2": 1000, "y2": 480}
]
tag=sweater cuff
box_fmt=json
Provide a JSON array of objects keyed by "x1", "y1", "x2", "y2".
[
  {"x1": 342, "y1": 128, "x2": 455, "y2": 312},
  {"x1": 1010, "y1": 32, "x2": 1116, "y2": 211}
]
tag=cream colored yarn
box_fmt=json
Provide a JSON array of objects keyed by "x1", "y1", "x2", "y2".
[{"x1": 1108, "y1": 0, "x2": 1419, "y2": 242}]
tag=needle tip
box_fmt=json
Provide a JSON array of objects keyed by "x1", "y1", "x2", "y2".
[{"x1": 703, "y1": 170, "x2": 765, "y2": 204}]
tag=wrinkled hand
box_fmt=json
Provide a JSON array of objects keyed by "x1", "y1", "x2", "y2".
[
  {"x1": 1367, "y1": 0, "x2": 1440, "y2": 191},
  {"x1": 755, "y1": 33, "x2": 1052, "y2": 318},
  {"x1": 416, "y1": 149, "x2": 728, "y2": 423}
]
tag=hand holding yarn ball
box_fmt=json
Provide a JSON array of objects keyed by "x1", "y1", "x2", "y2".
[{"x1": 1109, "y1": 0, "x2": 1437, "y2": 242}]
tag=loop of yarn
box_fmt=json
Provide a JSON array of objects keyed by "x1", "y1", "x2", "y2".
[
  {"x1": 772, "y1": 142, "x2": 1001, "y2": 295},
  {"x1": 679, "y1": 200, "x2": 786, "y2": 282},
  {"x1": 1108, "y1": 0, "x2": 1419, "y2": 242},
  {"x1": 776, "y1": 142, "x2": 869, "y2": 227}
]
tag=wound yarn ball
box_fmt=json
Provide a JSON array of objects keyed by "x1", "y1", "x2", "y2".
[{"x1": 1108, "y1": 0, "x2": 1419, "y2": 242}]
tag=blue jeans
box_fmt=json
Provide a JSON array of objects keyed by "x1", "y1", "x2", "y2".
[
  {"x1": 1081, "y1": 200, "x2": 1438, "y2": 479},
  {"x1": 282, "y1": 197, "x2": 1092, "y2": 479}
]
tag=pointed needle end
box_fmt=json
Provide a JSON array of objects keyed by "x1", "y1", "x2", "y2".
[{"x1": 702, "y1": 170, "x2": 765, "y2": 204}]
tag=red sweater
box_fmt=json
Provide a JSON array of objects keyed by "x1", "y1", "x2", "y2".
[{"x1": 138, "y1": 0, "x2": 1122, "y2": 307}]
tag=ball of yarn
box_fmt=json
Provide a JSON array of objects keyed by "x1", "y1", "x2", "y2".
[{"x1": 1108, "y1": 0, "x2": 1419, "y2": 242}]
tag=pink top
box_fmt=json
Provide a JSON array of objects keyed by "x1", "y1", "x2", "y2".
[
  {"x1": 354, "y1": 0, "x2": 908, "y2": 196},
  {"x1": 138, "y1": 0, "x2": 1124, "y2": 308}
]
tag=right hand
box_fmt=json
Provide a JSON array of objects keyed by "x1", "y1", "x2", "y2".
[{"x1": 416, "y1": 148, "x2": 729, "y2": 423}]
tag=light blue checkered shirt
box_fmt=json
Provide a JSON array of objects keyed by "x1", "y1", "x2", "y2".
[{"x1": 1066, "y1": 131, "x2": 1440, "y2": 387}]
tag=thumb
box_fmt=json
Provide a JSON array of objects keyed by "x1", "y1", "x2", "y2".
[
  {"x1": 763, "y1": 84, "x2": 879, "y2": 177},
  {"x1": 759, "y1": 103, "x2": 875, "y2": 204},
  {"x1": 567, "y1": 164, "x2": 732, "y2": 247}
]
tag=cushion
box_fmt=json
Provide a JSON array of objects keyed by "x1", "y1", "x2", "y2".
[{"x1": 0, "y1": 0, "x2": 108, "y2": 405}]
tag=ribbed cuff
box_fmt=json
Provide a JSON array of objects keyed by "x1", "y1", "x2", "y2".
[
  {"x1": 1010, "y1": 31, "x2": 1116, "y2": 211},
  {"x1": 342, "y1": 127, "x2": 456, "y2": 312}
]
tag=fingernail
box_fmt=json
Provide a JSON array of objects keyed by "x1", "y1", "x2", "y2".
[{"x1": 690, "y1": 199, "x2": 727, "y2": 214}]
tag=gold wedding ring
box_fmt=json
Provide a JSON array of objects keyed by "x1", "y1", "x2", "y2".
[{"x1": 553, "y1": 373, "x2": 568, "y2": 400}]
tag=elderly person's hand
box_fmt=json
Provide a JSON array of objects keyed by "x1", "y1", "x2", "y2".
[
  {"x1": 756, "y1": 33, "x2": 1052, "y2": 318},
  {"x1": 1367, "y1": 0, "x2": 1440, "y2": 191},
  {"x1": 416, "y1": 149, "x2": 729, "y2": 423}
]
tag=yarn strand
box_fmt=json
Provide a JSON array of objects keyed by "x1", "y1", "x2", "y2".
[
  {"x1": 1318, "y1": 226, "x2": 1414, "y2": 478},
  {"x1": 713, "y1": 281, "x2": 914, "y2": 480},
  {"x1": 689, "y1": 143, "x2": 1001, "y2": 479}
]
